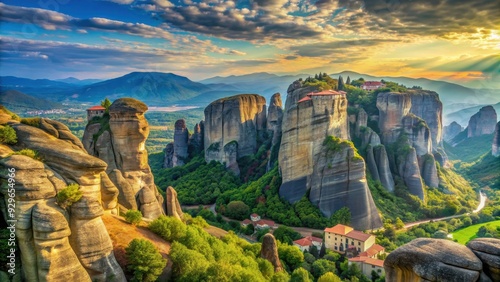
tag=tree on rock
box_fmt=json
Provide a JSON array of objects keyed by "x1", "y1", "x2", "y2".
[
  {"x1": 101, "y1": 98, "x2": 112, "y2": 112},
  {"x1": 56, "y1": 183, "x2": 83, "y2": 209},
  {"x1": 125, "y1": 210, "x2": 142, "y2": 226},
  {"x1": 125, "y1": 238, "x2": 167, "y2": 282}
]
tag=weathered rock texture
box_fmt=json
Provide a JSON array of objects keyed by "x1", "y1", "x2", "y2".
[
  {"x1": 83, "y1": 98, "x2": 164, "y2": 219},
  {"x1": 278, "y1": 81, "x2": 381, "y2": 230},
  {"x1": 444, "y1": 121, "x2": 463, "y2": 142},
  {"x1": 385, "y1": 238, "x2": 500, "y2": 282},
  {"x1": 172, "y1": 119, "x2": 189, "y2": 167},
  {"x1": 188, "y1": 121, "x2": 204, "y2": 155},
  {"x1": 165, "y1": 186, "x2": 183, "y2": 220},
  {"x1": 0, "y1": 114, "x2": 125, "y2": 282},
  {"x1": 377, "y1": 91, "x2": 444, "y2": 198},
  {"x1": 494, "y1": 122, "x2": 500, "y2": 157},
  {"x1": 204, "y1": 94, "x2": 267, "y2": 174},
  {"x1": 261, "y1": 234, "x2": 284, "y2": 273},
  {"x1": 267, "y1": 93, "x2": 283, "y2": 145},
  {"x1": 468, "y1": 106, "x2": 497, "y2": 138}
]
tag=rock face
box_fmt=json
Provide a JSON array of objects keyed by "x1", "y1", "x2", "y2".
[
  {"x1": 165, "y1": 186, "x2": 183, "y2": 220},
  {"x1": 172, "y1": 119, "x2": 189, "y2": 167},
  {"x1": 188, "y1": 121, "x2": 204, "y2": 155},
  {"x1": 204, "y1": 94, "x2": 267, "y2": 174},
  {"x1": 0, "y1": 115, "x2": 125, "y2": 281},
  {"x1": 468, "y1": 106, "x2": 497, "y2": 138},
  {"x1": 494, "y1": 122, "x2": 500, "y2": 157},
  {"x1": 267, "y1": 93, "x2": 283, "y2": 145},
  {"x1": 83, "y1": 98, "x2": 165, "y2": 219},
  {"x1": 444, "y1": 121, "x2": 463, "y2": 142},
  {"x1": 278, "y1": 81, "x2": 381, "y2": 230},
  {"x1": 385, "y1": 238, "x2": 500, "y2": 282},
  {"x1": 261, "y1": 234, "x2": 283, "y2": 273}
]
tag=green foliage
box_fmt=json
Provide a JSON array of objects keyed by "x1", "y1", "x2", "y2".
[
  {"x1": 90, "y1": 113, "x2": 111, "y2": 142},
  {"x1": 257, "y1": 258, "x2": 275, "y2": 279},
  {"x1": 0, "y1": 125, "x2": 17, "y2": 144},
  {"x1": 0, "y1": 105, "x2": 20, "y2": 122},
  {"x1": 273, "y1": 226, "x2": 302, "y2": 245},
  {"x1": 20, "y1": 117, "x2": 41, "y2": 127},
  {"x1": 225, "y1": 200, "x2": 250, "y2": 220},
  {"x1": 311, "y1": 259, "x2": 337, "y2": 280},
  {"x1": 149, "y1": 216, "x2": 187, "y2": 241},
  {"x1": 124, "y1": 210, "x2": 142, "y2": 226},
  {"x1": 100, "y1": 98, "x2": 112, "y2": 111},
  {"x1": 303, "y1": 74, "x2": 338, "y2": 90},
  {"x1": 445, "y1": 134, "x2": 493, "y2": 163},
  {"x1": 125, "y1": 238, "x2": 167, "y2": 282},
  {"x1": 56, "y1": 183, "x2": 83, "y2": 209},
  {"x1": 318, "y1": 272, "x2": 342, "y2": 282},
  {"x1": 291, "y1": 267, "x2": 314, "y2": 282},
  {"x1": 278, "y1": 242, "x2": 304, "y2": 270},
  {"x1": 10, "y1": 149, "x2": 42, "y2": 161}
]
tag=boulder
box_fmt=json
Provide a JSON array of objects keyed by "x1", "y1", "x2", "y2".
[
  {"x1": 467, "y1": 238, "x2": 500, "y2": 281},
  {"x1": 385, "y1": 238, "x2": 483, "y2": 282},
  {"x1": 493, "y1": 122, "x2": 500, "y2": 157},
  {"x1": 165, "y1": 186, "x2": 183, "y2": 220},
  {"x1": 468, "y1": 106, "x2": 497, "y2": 138},
  {"x1": 261, "y1": 234, "x2": 284, "y2": 273}
]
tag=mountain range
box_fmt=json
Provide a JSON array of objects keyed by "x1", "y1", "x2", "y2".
[
  {"x1": 0, "y1": 90, "x2": 63, "y2": 112},
  {"x1": 1, "y1": 71, "x2": 499, "y2": 113}
]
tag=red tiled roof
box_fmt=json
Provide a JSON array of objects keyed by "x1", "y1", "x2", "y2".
[
  {"x1": 241, "y1": 219, "x2": 252, "y2": 224},
  {"x1": 87, "y1": 105, "x2": 106, "y2": 111},
  {"x1": 294, "y1": 237, "x2": 313, "y2": 247},
  {"x1": 324, "y1": 224, "x2": 353, "y2": 235},
  {"x1": 308, "y1": 90, "x2": 343, "y2": 96},
  {"x1": 251, "y1": 213, "x2": 259, "y2": 217},
  {"x1": 298, "y1": 96, "x2": 312, "y2": 103},
  {"x1": 309, "y1": 236, "x2": 323, "y2": 243},
  {"x1": 364, "y1": 257, "x2": 385, "y2": 267},
  {"x1": 359, "y1": 244, "x2": 385, "y2": 257},
  {"x1": 362, "y1": 81, "x2": 384, "y2": 86},
  {"x1": 346, "y1": 230, "x2": 372, "y2": 242},
  {"x1": 348, "y1": 256, "x2": 367, "y2": 262},
  {"x1": 257, "y1": 219, "x2": 275, "y2": 226}
]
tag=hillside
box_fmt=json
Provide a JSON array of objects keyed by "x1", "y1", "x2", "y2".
[
  {"x1": 446, "y1": 102, "x2": 500, "y2": 127},
  {"x1": 0, "y1": 90, "x2": 63, "y2": 112},
  {"x1": 71, "y1": 72, "x2": 211, "y2": 105}
]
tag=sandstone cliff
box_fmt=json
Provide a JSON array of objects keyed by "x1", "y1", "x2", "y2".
[
  {"x1": 0, "y1": 114, "x2": 125, "y2": 281},
  {"x1": 83, "y1": 98, "x2": 164, "y2": 219},
  {"x1": 467, "y1": 105, "x2": 497, "y2": 138},
  {"x1": 204, "y1": 94, "x2": 267, "y2": 175},
  {"x1": 261, "y1": 234, "x2": 284, "y2": 273},
  {"x1": 444, "y1": 121, "x2": 463, "y2": 142},
  {"x1": 165, "y1": 186, "x2": 183, "y2": 220},
  {"x1": 385, "y1": 238, "x2": 500, "y2": 282},
  {"x1": 172, "y1": 119, "x2": 189, "y2": 167},
  {"x1": 164, "y1": 120, "x2": 205, "y2": 168},
  {"x1": 267, "y1": 93, "x2": 283, "y2": 146},
  {"x1": 278, "y1": 81, "x2": 381, "y2": 230},
  {"x1": 493, "y1": 121, "x2": 500, "y2": 157}
]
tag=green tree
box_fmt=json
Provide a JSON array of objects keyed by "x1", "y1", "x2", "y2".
[
  {"x1": 56, "y1": 183, "x2": 83, "y2": 209},
  {"x1": 338, "y1": 76, "x2": 345, "y2": 90},
  {"x1": 278, "y1": 243, "x2": 304, "y2": 270},
  {"x1": 395, "y1": 217, "x2": 405, "y2": 229},
  {"x1": 125, "y1": 238, "x2": 167, "y2": 282},
  {"x1": 101, "y1": 98, "x2": 112, "y2": 112},
  {"x1": 149, "y1": 215, "x2": 187, "y2": 241},
  {"x1": 291, "y1": 267, "x2": 313, "y2": 282},
  {"x1": 244, "y1": 223, "x2": 255, "y2": 235},
  {"x1": 311, "y1": 259, "x2": 337, "y2": 279},
  {"x1": 273, "y1": 226, "x2": 302, "y2": 245},
  {"x1": 318, "y1": 272, "x2": 342, "y2": 282},
  {"x1": 346, "y1": 76, "x2": 351, "y2": 85},
  {"x1": 226, "y1": 200, "x2": 250, "y2": 220},
  {"x1": 0, "y1": 125, "x2": 17, "y2": 145},
  {"x1": 257, "y1": 258, "x2": 275, "y2": 279},
  {"x1": 270, "y1": 271, "x2": 290, "y2": 282},
  {"x1": 125, "y1": 210, "x2": 142, "y2": 226}
]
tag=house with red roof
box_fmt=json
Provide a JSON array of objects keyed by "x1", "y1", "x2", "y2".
[
  {"x1": 86, "y1": 105, "x2": 106, "y2": 121},
  {"x1": 324, "y1": 224, "x2": 379, "y2": 254},
  {"x1": 250, "y1": 213, "x2": 261, "y2": 222},
  {"x1": 293, "y1": 235, "x2": 323, "y2": 252},
  {"x1": 348, "y1": 256, "x2": 385, "y2": 278},
  {"x1": 361, "y1": 81, "x2": 385, "y2": 91},
  {"x1": 255, "y1": 219, "x2": 275, "y2": 230}
]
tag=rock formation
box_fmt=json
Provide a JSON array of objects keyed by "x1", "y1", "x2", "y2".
[
  {"x1": 444, "y1": 121, "x2": 463, "y2": 142},
  {"x1": 261, "y1": 234, "x2": 283, "y2": 273},
  {"x1": 278, "y1": 81, "x2": 381, "y2": 230},
  {"x1": 359, "y1": 127, "x2": 394, "y2": 192},
  {"x1": 83, "y1": 98, "x2": 165, "y2": 219},
  {"x1": 0, "y1": 112, "x2": 125, "y2": 282},
  {"x1": 267, "y1": 93, "x2": 283, "y2": 145},
  {"x1": 468, "y1": 106, "x2": 497, "y2": 138},
  {"x1": 493, "y1": 121, "x2": 500, "y2": 157},
  {"x1": 188, "y1": 121, "x2": 204, "y2": 155},
  {"x1": 385, "y1": 238, "x2": 500, "y2": 282},
  {"x1": 172, "y1": 119, "x2": 189, "y2": 167},
  {"x1": 165, "y1": 186, "x2": 183, "y2": 220},
  {"x1": 355, "y1": 108, "x2": 368, "y2": 136},
  {"x1": 204, "y1": 94, "x2": 267, "y2": 175},
  {"x1": 372, "y1": 145, "x2": 395, "y2": 192}
]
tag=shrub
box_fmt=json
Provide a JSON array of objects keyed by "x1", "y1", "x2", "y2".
[
  {"x1": 125, "y1": 210, "x2": 142, "y2": 226},
  {"x1": 318, "y1": 272, "x2": 342, "y2": 282},
  {"x1": 149, "y1": 215, "x2": 187, "y2": 241},
  {"x1": 0, "y1": 125, "x2": 17, "y2": 144},
  {"x1": 125, "y1": 238, "x2": 167, "y2": 282},
  {"x1": 225, "y1": 200, "x2": 250, "y2": 220},
  {"x1": 10, "y1": 149, "x2": 42, "y2": 161},
  {"x1": 20, "y1": 117, "x2": 41, "y2": 127},
  {"x1": 56, "y1": 183, "x2": 83, "y2": 209}
]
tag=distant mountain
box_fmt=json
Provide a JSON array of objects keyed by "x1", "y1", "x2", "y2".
[
  {"x1": 330, "y1": 71, "x2": 498, "y2": 109},
  {"x1": 446, "y1": 102, "x2": 500, "y2": 127},
  {"x1": 0, "y1": 76, "x2": 77, "y2": 100},
  {"x1": 56, "y1": 77, "x2": 103, "y2": 85},
  {"x1": 70, "y1": 72, "x2": 212, "y2": 105},
  {"x1": 0, "y1": 90, "x2": 63, "y2": 112}
]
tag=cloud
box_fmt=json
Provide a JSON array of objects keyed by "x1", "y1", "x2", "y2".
[
  {"x1": 103, "y1": 0, "x2": 135, "y2": 4},
  {"x1": 0, "y1": 3, "x2": 173, "y2": 40},
  {"x1": 229, "y1": 50, "x2": 247, "y2": 56},
  {"x1": 431, "y1": 55, "x2": 500, "y2": 74},
  {"x1": 290, "y1": 39, "x2": 400, "y2": 57}
]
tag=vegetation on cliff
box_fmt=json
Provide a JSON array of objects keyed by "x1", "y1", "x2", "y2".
[
  {"x1": 0, "y1": 125, "x2": 17, "y2": 144},
  {"x1": 56, "y1": 183, "x2": 83, "y2": 209},
  {"x1": 125, "y1": 238, "x2": 167, "y2": 282}
]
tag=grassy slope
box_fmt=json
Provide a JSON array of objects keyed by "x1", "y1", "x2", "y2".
[
  {"x1": 451, "y1": 220, "x2": 500, "y2": 244},
  {"x1": 445, "y1": 134, "x2": 494, "y2": 163}
]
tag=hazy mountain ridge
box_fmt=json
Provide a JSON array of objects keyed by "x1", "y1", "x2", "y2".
[{"x1": 0, "y1": 89, "x2": 63, "y2": 112}]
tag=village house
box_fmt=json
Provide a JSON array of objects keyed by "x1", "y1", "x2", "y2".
[
  {"x1": 348, "y1": 256, "x2": 385, "y2": 278},
  {"x1": 86, "y1": 105, "x2": 106, "y2": 121},
  {"x1": 241, "y1": 215, "x2": 276, "y2": 230},
  {"x1": 293, "y1": 235, "x2": 323, "y2": 252},
  {"x1": 361, "y1": 81, "x2": 385, "y2": 91},
  {"x1": 250, "y1": 213, "x2": 261, "y2": 222}
]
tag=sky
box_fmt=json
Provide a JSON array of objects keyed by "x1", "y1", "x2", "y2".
[{"x1": 0, "y1": 0, "x2": 499, "y2": 88}]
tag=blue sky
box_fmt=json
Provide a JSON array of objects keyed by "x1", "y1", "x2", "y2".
[{"x1": 0, "y1": 0, "x2": 499, "y2": 88}]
